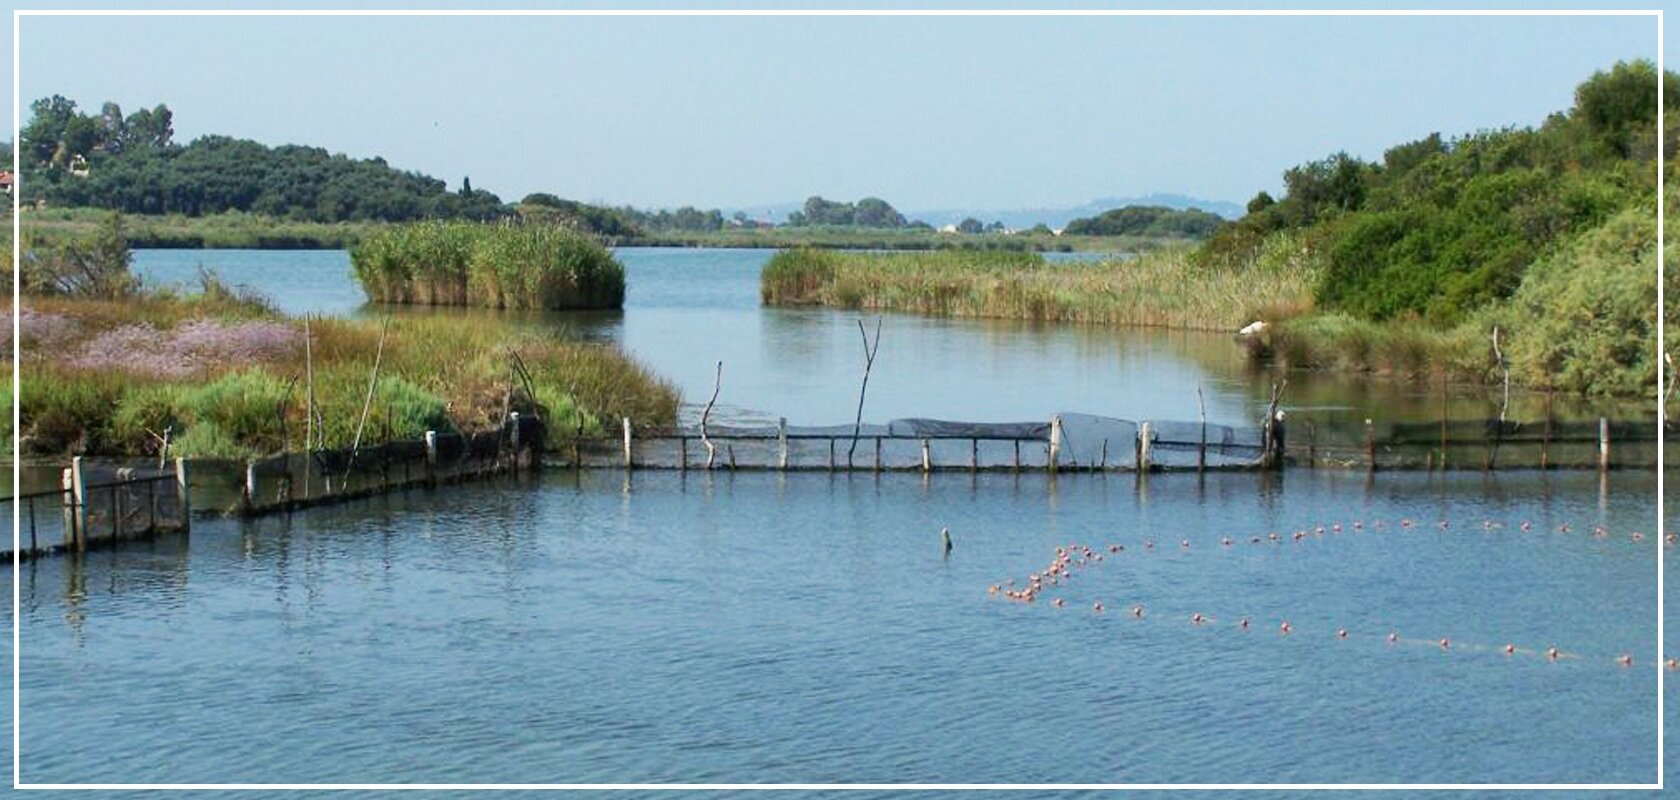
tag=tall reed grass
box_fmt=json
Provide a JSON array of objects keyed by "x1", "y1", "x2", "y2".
[
  {"x1": 352, "y1": 221, "x2": 625, "y2": 310},
  {"x1": 761, "y1": 234, "x2": 1320, "y2": 331}
]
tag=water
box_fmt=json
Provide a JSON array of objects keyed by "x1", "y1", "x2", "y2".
[
  {"x1": 7, "y1": 470, "x2": 1666, "y2": 786},
  {"x1": 132, "y1": 248, "x2": 1645, "y2": 429},
  {"x1": 33, "y1": 247, "x2": 1659, "y2": 790}
]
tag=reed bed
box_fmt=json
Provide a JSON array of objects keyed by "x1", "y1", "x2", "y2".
[
  {"x1": 17, "y1": 296, "x2": 678, "y2": 458},
  {"x1": 761, "y1": 235, "x2": 1320, "y2": 331},
  {"x1": 351, "y1": 221, "x2": 625, "y2": 310}
]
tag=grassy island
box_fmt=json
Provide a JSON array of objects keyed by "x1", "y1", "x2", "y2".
[{"x1": 350, "y1": 221, "x2": 626, "y2": 310}]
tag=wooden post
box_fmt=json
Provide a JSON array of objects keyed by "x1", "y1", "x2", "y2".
[
  {"x1": 510, "y1": 411, "x2": 522, "y2": 473},
  {"x1": 829, "y1": 438, "x2": 836, "y2": 471},
  {"x1": 1365, "y1": 418, "x2": 1376, "y2": 472},
  {"x1": 622, "y1": 417, "x2": 633, "y2": 469},
  {"x1": 1048, "y1": 416, "x2": 1062, "y2": 473},
  {"x1": 921, "y1": 439, "x2": 931, "y2": 473},
  {"x1": 70, "y1": 457, "x2": 87, "y2": 551},
  {"x1": 875, "y1": 436, "x2": 882, "y2": 472},
  {"x1": 778, "y1": 418, "x2": 789, "y2": 470},
  {"x1": 1138, "y1": 422, "x2": 1153, "y2": 472},
  {"x1": 1196, "y1": 385, "x2": 1207, "y2": 476},
  {"x1": 244, "y1": 460, "x2": 258, "y2": 515},
  {"x1": 424, "y1": 431, "x2": 438, "y2": 486},
  {"x1": 679, "y1": 436, "x2": 688, "y2": 471},
  {"x1": 174, "y1": 457, "x2": 191, "y2": 533},
  {"x1": 971, "y1": 438, "x2": 979, "y2": 472},
  {"x1": 1099, "y1": 439, "x2": 1107, "y2": 471},
  {"x1": 1541, "y1": 411, "x2": 1552, "y2": 470},
  {"x1": 1014, "y1": 440, "x2": 1021, "y2": 471},
  {"x1": 728, "y1": 444, "x2": 737, "y2": 471},
  {"x1": 1599, "y1": 417, "x2": 1610, "y2": 472}
]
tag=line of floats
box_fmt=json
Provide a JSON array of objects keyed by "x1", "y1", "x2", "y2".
[{"x1": 984, "y1": 516, "x2": 1670, "y2": 671}]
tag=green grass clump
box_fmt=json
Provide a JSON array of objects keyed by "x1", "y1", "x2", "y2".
[
  {"x1": 761, "y1": 235, "x2": 1320, "y2": 331},
  {"x1": 351, "y1": 221, "x2": 624, "y2": 310}
]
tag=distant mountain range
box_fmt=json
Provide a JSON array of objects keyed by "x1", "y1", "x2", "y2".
[{"x1": 725, "y1": 193, "x2": 1244, "y2": 229}]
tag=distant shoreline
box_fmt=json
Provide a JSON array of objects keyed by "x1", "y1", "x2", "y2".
[{"x1": 20, "y1": 208, "x2": 1184, "y2": 253}]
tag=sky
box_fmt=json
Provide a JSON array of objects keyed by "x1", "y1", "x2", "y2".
[{"x1": 2, "y1": 1, "x2": 1672, "y2": 212}]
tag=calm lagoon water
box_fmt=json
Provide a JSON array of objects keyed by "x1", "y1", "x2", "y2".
[
  {"x1": 2, "y1": 246, "x2": 1649, "y2": 790},
  {"x1": 8, "y1": 470, "x2": 1667, "y2": 786}
]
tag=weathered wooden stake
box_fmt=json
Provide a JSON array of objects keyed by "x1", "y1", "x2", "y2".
[
  {"x1": 510, "y1": 411, "x2": 522, "y2": 473},
  {"x1": 701, "y1": 361, "x2": 722, "y2": 469},
  {"x1": 728, "y1": 444, "x2": 737, "y2": 471},
  {"x1": 1366, "y1": 418, "x2": 1376, "y2": 472},
  {"x1": 70, "y1": 457, "x2": 88, "y2": 551},
  {"x1": 1048, "y1": 416, "x2": 1063, "y2": 473},
  {"x1": 174, "y1": 457, "x2": 191, "y2": 533},
  {"x1": 424, "y1": 430, "x2": 438, "y2": 485},
  {"x1": 778, "y1": 418, "x2": 789, "y2": 470},
  {"x1": 875, "y1": 436, "x2": 883, "y2": 472},
  {"x1": 1196, "y1": 384, "x2": 1207, "y2": 474},
  {"x1": 1599, "y1": 417, "x2": 1610, "y2": 472},
  {"x1": 679, "y1": 436, "x2": 688, "y2": 470},
  {"x1": 1014, "y1": 440, "x2": 1021, "y2": 471},
  {"x1": 1099, "y1": 439, "x2": 1108, "y2": 470},
  {"x1": 1138, "y1": 422, "x2": 1153, "y2": 472},
  {"x1": 971, "y1": 438, "x2": 979, "y2": 472}
]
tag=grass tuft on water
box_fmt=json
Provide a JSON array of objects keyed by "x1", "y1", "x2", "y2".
[{"x1": 351, "y1": 221, "x2": 625, "y2": 310}]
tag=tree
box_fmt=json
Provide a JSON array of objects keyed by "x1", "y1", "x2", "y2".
[
  {"x1": 21, "y1": 95, "x2": 78, "y2": 165},
  {"x1": 1245, "y1": 191, "x2": 1276, "y2": 215},
  {"x1": 461, "y1": 176, "x2": 473, "y2": 197},
  {"x1": 956, "y1": 217, "x2": 984, "y2": 234}
]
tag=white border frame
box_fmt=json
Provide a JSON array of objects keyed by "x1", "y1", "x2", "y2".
[{"x1": 7, "y1": 6, "x2": 1665, "y2": 792}]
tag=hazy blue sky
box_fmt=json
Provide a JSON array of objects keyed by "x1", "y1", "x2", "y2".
[{"x1": 5, "y1": 2, "x2": 1671, "y2": 211}]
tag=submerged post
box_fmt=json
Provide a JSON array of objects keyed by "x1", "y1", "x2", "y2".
[
  {"x1": 778, "y1": 418, "x2": 789, "y2": 470},
  {"x1": 1599, "y1": 417, "x2": 1610, "y2": 472},
  {"x1": 1048, "y1": 416, "x2": 1063, "y2": 474},
  {"x1": 1138, "y1": 422, "x2": 1153, "y2": 473},
  {"x1": 623, "y1": 417, "x2": 633, "y2": 469}
]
